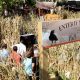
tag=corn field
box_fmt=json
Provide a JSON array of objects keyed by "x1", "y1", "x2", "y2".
[
  {"x1": 46, "y1": 42, "x2": 80, "y2": 80},
  {"x1": 0, "y1": 10, "x2": 80, "y2": 80},
  {"x1": 0, "y1": 15, "x2": 38, "y2": 80},
  {"x1": 0, "y1": 62, "x2": 27, "y2": 80}
]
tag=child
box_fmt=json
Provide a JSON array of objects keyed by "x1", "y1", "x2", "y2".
[
  {"x1": 0, "y1": 44, "x2": 9, "y2": 62},
  {"x1": 22, "y1": 48, "x2": 34, "y2": 80},
  {"x1": 10, "y1": 46, "x2": 22, "y2": 66}
]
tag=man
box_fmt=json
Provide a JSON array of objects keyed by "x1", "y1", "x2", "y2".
[{"x1": 13, "y1": 40, "x2": 26, "y2": 58}]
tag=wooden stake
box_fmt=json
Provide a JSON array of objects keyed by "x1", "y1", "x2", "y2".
[{"x1": 37, "y1": 22, "x2": 49, "y2": 80}]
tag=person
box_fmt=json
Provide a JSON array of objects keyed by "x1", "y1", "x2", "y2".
[
  {"x1": 10, "y1": 46, "x2": 22, "y2": 66},
  {"x1": 49, "y1": 30, "x2": 58, "y2": 44},
  {"x1": 13, "y1": 40, "x2": 26, "y2": 58},
  {"x1": 22, "y1": 47, "x2": 34, "y2": 80},
  {"x1": 33, "y1": 45, "x2": 39, "y2": 58},
  {"x1": 32, "y1": 46, "x2": 39, "y2": 80},
  {"x1": 0, "y1": 44, "x2": 9, "y2": 61}
]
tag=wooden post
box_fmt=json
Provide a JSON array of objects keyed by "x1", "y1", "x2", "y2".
[{"x1": 38, "y1": 22, "x2": 49, "y2": 80}]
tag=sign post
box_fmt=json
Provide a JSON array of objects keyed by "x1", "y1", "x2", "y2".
[{"x1": 38, "y1": 22, "x2": 48, "y2": 80}]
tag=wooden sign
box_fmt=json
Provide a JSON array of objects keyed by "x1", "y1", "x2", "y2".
[
  {"x1": 44, "y1": 14, "x2": 61, "y2": 21},
  {"x1": 42, "y1": 18, "x2": 80, "y2": 48}
]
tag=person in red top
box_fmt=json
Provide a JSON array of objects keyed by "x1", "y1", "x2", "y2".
[{"x1": 10, "y1": 46, "x2": 22, "y2": 66}]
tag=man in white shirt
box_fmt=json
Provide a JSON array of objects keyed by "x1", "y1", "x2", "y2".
[
  {"x1": 17, "y1": 42, "x2": 26, "y2": 56},
  {"x1": 13, "y1": 41, "x2": 26, "y2": 58}
]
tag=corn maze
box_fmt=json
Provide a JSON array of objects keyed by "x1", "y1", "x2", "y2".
[{"x1": 0, "y1": 10, "x2": 80, "y2": 80}]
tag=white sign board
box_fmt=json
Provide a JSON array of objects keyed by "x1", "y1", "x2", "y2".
[{"x1": 42, "y1": 18, "x2": 80, "y2": 48}]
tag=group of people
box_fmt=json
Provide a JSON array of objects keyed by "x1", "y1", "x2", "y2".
[{"x1": 0, "y1": 41, "x2": 39, "y2": 80}]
